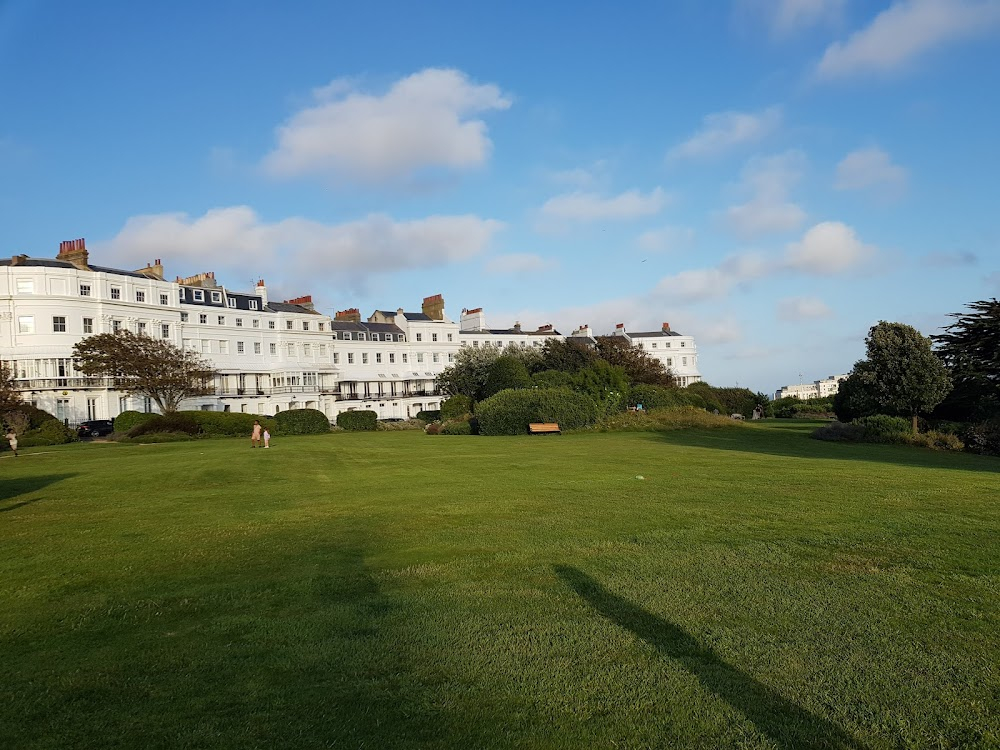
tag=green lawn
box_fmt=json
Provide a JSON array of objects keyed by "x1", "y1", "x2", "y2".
[{"x1": 1, "y1": 423, "x2": 997, "y2": 749}]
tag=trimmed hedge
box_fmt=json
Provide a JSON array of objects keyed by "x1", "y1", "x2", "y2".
[
  {"x1": 629, "y1": 384, "x2": 706, "y2": 411},
  {"x1": 336, "y1": 410, "x2": 378, "y2": 431},
  {"x1": 415, "y1": 410, "x2": 441, "y2": 422},
  {"x1": 114, "y1": 410, "x2": 157, "y2": 434},
  {"x1": 184, "y1": 411, "x2": 277, "y2": 437},
  {"x1": 439, "y1": 419, "x2": 473, "y2": 435},
  {"x1": 128, "y1": 413, "x2": 200, "y2": 438},
  {"x1": 17, "y1": 419, "x2": 78, "y2": 447},
  {"x1": 441, "y1": 396, "x2": 473, "y2": 421},
  {"x1": 275, "y1": 408, "x2": 330, "y2": 434},
  {"x1": 476, "y1": 388, "x2": 599, "y2": 436},
  {"x1": 853, "y1": 415, "x2": 910, "y2": 443}
]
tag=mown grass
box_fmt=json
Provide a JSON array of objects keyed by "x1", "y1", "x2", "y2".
[{"x1": 1, "y1": 423, "x2": 997, "y2": 749}]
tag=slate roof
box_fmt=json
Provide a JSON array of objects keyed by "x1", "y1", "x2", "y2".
[
  {"x1": 629, "y1": 330, "x2": 682, "y2": 337},
  {"x1": 402, "y1": 312, "x2": 433, "y2": 321},
  {"x1": 1, "y1": 257, "x2": 154, "y2": 279},
  {"x1": 265, "y1": 301, "x2": 319, "y2": 314}
]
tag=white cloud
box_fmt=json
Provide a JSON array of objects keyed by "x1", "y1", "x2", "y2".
[
  {"x1": 540, "y1": 187, "x2": 670, "y2": 222},
  {"x1": 546, "y1": 160, "x2": 611, "y2": 189},
  {"x1": 485, "y1": 253, "x2": 554, "y2": 275},
  {"x1": 737, "y1": 0, "x2": 845, "y2": 36},
  {"x1": 725, "y1": 150, "x2": 808, "y2": 239},
  {"x1": 637, "y1": 225, "x2": 695, "y2": 253},
  {"x1": 777, "y1": 295, "x2": 833, "y2": 320},
  {"x1": 834, "y1": 147, "x2": 908, "y2": 193},
  {"x1": 100, "y1": 206, "x2": 504, "y2": 289},
  {"x1": 784, "y1": 221, "x2": 877, "y2": 274},
  {"x1": 816, "y1": 0, "x2": 1000, "y2": 79},
  {"x1": 655, "y1": 251, "x2": 773, "y2": 302},
  {"x1": 261, "y1": 68, "x2": 511, "y2": 182},
  {"x1": 668, "y1": 106, "x2": 781, "y2": 161}
]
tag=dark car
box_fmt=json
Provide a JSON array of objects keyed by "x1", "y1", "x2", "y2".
[
  {"x1": 378, "y1": 417, "x2": 405, "y2": 423},
  {"x1": 77, "y1": 419, "x2": 115, "y2": 438}
]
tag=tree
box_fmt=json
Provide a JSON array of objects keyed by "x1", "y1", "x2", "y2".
[
  {"x1": 538, "y1": 338, "x2": 599, "y2": 374},
  {"x1": 0, "y1": 361, "x2": 22, "y2": 413},
  {"x1": 436, "y1": 344, "x2": 538, "y2": 403},
  {"x1": 850, "y1": 322, "x2": 951, "y2": 434},
  {"x1": 933, "y1": 298, "x2": 1000, "y2": 421},
  {"x1": 73, "y1": 331, "x2": 217, "y2": 413},
  {"x1": 595, "y1": 336, "x2": 675, "y2": 387},
  {"x1": 483, "y1": 356, "x2": 531, "y2": 399}
]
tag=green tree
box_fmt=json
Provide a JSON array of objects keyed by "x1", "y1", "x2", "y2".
[
  {"x1": 851, "y1": 321, "x2": 952, "y2": 434},
  {"x1": 933, "y1": 298, "x2": 1000, "y2": 421},
  {"x1": 594, "y1": 336, "x2": 675, "y2": 386},
  {"x1": 0, "y1": 361, "x2": 22, "y2": 413},
  {"x1": 73, "y1": 331, "x2": 217, "y2": 413},
  {"x1": 538, "y1": 338, "x2": 599, "y2": 374},
  {"x1": 436, "y1": 344, "x2": 538, "y2": 403},
  {"x1": 483, "y1": 356, "x2": 531, "y2": 399}
]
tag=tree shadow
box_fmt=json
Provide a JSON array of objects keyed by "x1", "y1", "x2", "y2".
[
  {"x1": 555, "y1": 565, "x2": 869, "y2": 750},
  {"x1": 0, "y1": 473, "x2": 76, "y2": 507},
  {"x1": 651, "y1": 423, "x2": 999, "y2": 474}
]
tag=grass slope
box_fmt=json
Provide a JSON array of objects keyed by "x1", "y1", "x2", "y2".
[{"x1": 1, "y1": 423, "x2": 997, "y2": 749}]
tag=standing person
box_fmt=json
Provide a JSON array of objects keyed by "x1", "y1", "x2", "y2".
[
  {"x1": 263, "y1": 428, "x2": 271, "y2": 448},
  {"x1": 6, "y1": 428, "x2": 17, "y2": 457},
  {"x1": 251, "y1": 420, "x2": 262, "y2": 448}
]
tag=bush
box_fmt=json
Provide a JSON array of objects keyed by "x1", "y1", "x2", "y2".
[
  {"x1": 114, "y1": 410, "x2": 157, "y2": 433},
  {"x1": 441, "y1": 396, "x2": 473, "y2": 421},
  {"x1": 127, "y1": 413, "x2": 201, "y2": 437},
  {"x1": 336, "y1": 410, "x2": 378, "y2": 431},
  {"x1": 116, "y1": 432, "x2": 197, "y2": 444},
  {"x1": 415, "y1": 410, "x2": 441, "y2": 423},
  {"x1": 3, "y1": 404, "x2": 61, "y2": 431},
  {"x1": 476, "y1": 388, "x2": 599, "y2": 436},
  {"x1": 183, "y1": 411, "x2": 277, "y2": 437},
  {"x1": 907, "y1": 431, "x2": 965, "y2": 451},
  {"x1": 961, "y1": 419, "x2": 1000, "y2": 456},
  {"x1": 18, "y1": 419, "x2": 78, "y2": 447},
  {"x1": 375, "y1": 419, "x2": 426, "y2": 431},
  {"x1": 853, "y1": 415, "x2": 911, "y2": 443},
  {"x1": 811, "y1": 421, "x2": 866, "y2": 442},
  {"x1": 424, "y1": 422, "x2": 442, "y2": 435},
  {"x1": 629, "y1": 384, "x2": 707, "y2": 411},
  {"x1": 274, "y1": 408, "x2": 330, "y2": 435},
  {"x1": 439, "y1": 419, "x2": 473, "y2": 435},
  {"x1": 597, "y1": 406, "x2": 737, "y2": 432}
]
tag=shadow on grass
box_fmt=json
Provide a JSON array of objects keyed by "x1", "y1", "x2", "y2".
[
  {"x1": 555, "y1": 565, "x2": 869, "y2": 750},
  {"x1": 651, "y1": 423, "x2": 1000, "y2": 474},
  {"x1": 0, "y1": 473, "x2": 76, "y2": 508}
]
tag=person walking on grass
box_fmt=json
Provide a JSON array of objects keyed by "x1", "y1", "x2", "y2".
[
  {"x1": 6, "y1": 428, "x2": 17, "y2": 457},
  {"x1": 251, "y1": 420, "x2": 262, "y2": 448},
  {"x1": 263, "y1": 428, "x2": 270, "y2": 448}
]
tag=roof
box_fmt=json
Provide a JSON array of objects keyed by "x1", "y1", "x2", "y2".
[
  {"x1": 265, "y1": 301, "x2": 318, "y2": 314},
  {"x1": 364, "y1": 322, "x2": 405, "y2": 335},
  {"x1": 330, "y1": 321, "x2": 367, "y2": 331},
  {"x1": 629, "y1": 330, "x2": 682, "y2": 337},
  {"x1": 402, "y1": 312, "x2": 432, "y2": 321},
  {"x1": 0, "y1": 257, "x2": 155, "y2": 279}
]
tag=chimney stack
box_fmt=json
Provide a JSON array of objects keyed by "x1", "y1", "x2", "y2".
[
  {"x1": 284, "y1": 295, "x2": 316, "y2": 312},
  {"x1": 335, "y1": 307, "x2": 361, "y2": 323},
  {"x1": 57, "y1": 238, "x2": 89, "y2": 270},
  {"x1": 255, "y1": 279, "x2": 268, "y2": 306},
  {"x1": 135, "y1": 259, "x2": 164, "y2": 280},
  {"x1": 10, "y1": 254, "x2": 27, "y2": 266},
  {"x1": 662, "y1": 322, "x2": 671, "y2": 333},
  {"x1": 422, "y1": 293, "x2": 445, "y2": 321}
]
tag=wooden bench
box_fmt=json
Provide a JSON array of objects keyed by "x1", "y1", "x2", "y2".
[{"x1": 528, "y1": 423, "x2": 561, "y2": 435}]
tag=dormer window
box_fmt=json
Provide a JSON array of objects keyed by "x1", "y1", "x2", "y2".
[
  {"x1": 227, "y1": 298, "x2": 236, "y2": 308},
  {"x1": 193, "y1": 289, "x2": 204, "y2": 302},
  {"x1": 211, "y1": 291, "x2": 222, "y2": 303},
  {"x1": 249, "y1": 300, "x2": 259, "y2": 310}
]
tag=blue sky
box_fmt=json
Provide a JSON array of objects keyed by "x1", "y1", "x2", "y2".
[{"x1": 2, "y1": 0, "x2": 998, "y2": 393}]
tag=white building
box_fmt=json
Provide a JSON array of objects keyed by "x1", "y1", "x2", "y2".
[
  {"x1": 774, "y1": 374, "x2": 848, "y2": 400},
  {"x1": 608, "y1": 322, "x2": 702, "y2": 387},
  {"x1": 1, "y1": 239, "x2": 704, "y2": 425}
]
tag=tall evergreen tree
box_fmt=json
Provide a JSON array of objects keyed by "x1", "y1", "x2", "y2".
[{"x1": 933, "y1": 298, "x2": 1000, "y2": 421}]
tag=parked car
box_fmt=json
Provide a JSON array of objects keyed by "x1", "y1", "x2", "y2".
[
  {"x1": 378, "y1": 417, "x2": 405, "y2": 423},
  {"x1": 77, "y1": 419, "x2": 115, "y2": 438}
]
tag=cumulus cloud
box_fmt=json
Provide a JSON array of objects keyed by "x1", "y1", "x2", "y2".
[
  {"x1": 737, "y1": 0, "x2": 845, "y2": 36},
  {"x1": 777, "y1": 295, "x2": 833, "y2": 320},
  {"x1": 261, "y1": 68, "x2": 511, "y2": 182},
  {"x1": 655, "y1": 251, "x2": 773, "y2": 302},
  {"x1": 539, "y1": 187, "x2": 670, "y2": 222},
  {"x1": 485, "y1": 253, "x2": 555, "y2": 275},
  {"x1": 834, "y1": 147, "x2": 908, "y2": 193},
  {"x1": 725, "y1": 150, "x2": 808, "y2": 239},
  {"x1": 816, "y1": 0, "x2": 1000, "y2": 79},
  {"x1": 667, "y1": 106, "x2": 782, "y2": 161},
  {"x1": 100, "y1": 206, "x2": 504, "y2": 290},
  {"x1": 784, "y1": 221, "x2": 877, "y2": 274},
  {"x1": 637, "y1": 225, "x2": 695, "y2": 253}
]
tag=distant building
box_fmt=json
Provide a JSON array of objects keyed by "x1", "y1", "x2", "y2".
[
  {"x1": 607, "y1": 322, "x2": 702, "y2": 387},
  {"x1": 774, "y1": 374, "x2": 848, "y2": 401}
]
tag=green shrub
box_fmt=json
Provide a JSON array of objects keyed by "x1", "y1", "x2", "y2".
[
  {"x1": 476, "y1": 388, "x2": 599, "y2": 436},
  {"x1": 4, "y1": 404, "x2": 61, "y2": 431},
  {"x1": 853, "y1": 415, "x2": 911, "y2": 443},
  {"x1": 415, "y1": 410, "x2": 441, "y2": 422},
  {"x1": 128, "y1": 413, "x2": 200, "y2": 438},
  {"x1": 441, "y1": 396, "x2": 473, "y2": 421},
  {"x1": 811, "y1": 421, "x2": 866, "y2": 442},
  {"x1": 439, "y1": 419, "x2": 473, "y2": 435},
  {"x1": 18, "y1": 419, "x2": 78, "y2": 447},
  {"x1": 961, "y1": 419, "x2": 1000, "y2": 456},
  {"x1": 336, "y1": 410, "x2": 378, "y2": 431},
  {"x1": 183, "y1": 411, "x2": 277, "y2": 437},
  {"x1": 116, "y1": 432, "x2": 197, "y2": 444},
  {"x1": 597, "y1": 407, "x2": 737, "y2": 432},
  {"x1": 274, "y1": 408, "x2": 330, "y2": 434},
  {"x1": 907, "y1": 431, "x2": 965, "y2": 451},
  {"x1": 483, "y1": 356, "x2": 531, "y2": 399},
  {"x1": 629, "y1": 384, "x2": 707, "y2": 411},
  {"x1": 114, "y1": 410, "x2": 157, "y2": 433},
  {"x1": 375, "y1": 419, "x2": 426, "y2": 431}
]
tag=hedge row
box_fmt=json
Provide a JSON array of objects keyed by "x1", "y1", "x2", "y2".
[
  {"x1": 115, "y1": 408, "x2": 330, "y2": 438},
  {"x1": 476, "y1": 388, "x2": 599, "y2": 436},
  {"x1": 336, "y1": 410, "x2": 378, "y2": 431}
]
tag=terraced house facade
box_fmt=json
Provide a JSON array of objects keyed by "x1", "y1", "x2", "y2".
[{"x1": 0, "y1": 239, "x2": 701, "y2": 425}]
